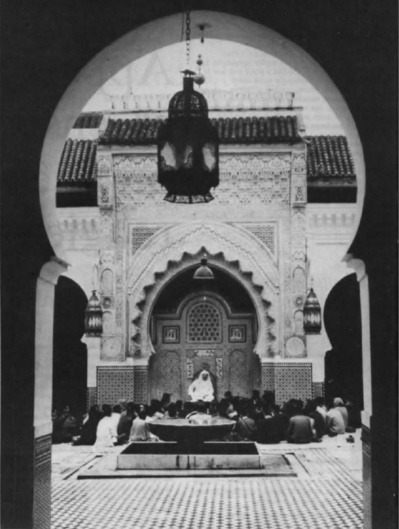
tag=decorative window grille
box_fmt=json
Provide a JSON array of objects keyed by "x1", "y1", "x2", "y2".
[{"x1": 188, "y1": 303, "x2": 221, "y2": 342}]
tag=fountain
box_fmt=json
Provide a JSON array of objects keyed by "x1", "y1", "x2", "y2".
[{"x1": 116, "y1": 416, "x2": 262, "y2": 471}]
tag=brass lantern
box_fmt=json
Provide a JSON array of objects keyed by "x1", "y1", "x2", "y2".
[
  {"x1": 84, "y1": 290, "x2": 102, "y2": 336},
  {"x1": 157, "y1": 69, "x2": 219, "y2": 203},
  {"x1": 303, "y1": 288, "x2": 322, "y2": 334}
]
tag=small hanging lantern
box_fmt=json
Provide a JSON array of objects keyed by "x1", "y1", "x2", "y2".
[
  {"x1": 157, "y1": 12, "x2": 219, "y2": 203},
  {"x1": 193, "y1": 257, "x2": 215, "y2": 280},
  {"x1": 303, "y1": 287, "x2": 322, "y2": 334},
  {"x1": 85, "y1": 290, "x2": 103, "y2": 336}
]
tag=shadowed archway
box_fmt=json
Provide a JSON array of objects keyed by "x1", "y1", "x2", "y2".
[
  {"x1": 324, "y1": 273, "x2": 363, "y2": 425},
  {"x1": 53, "y1": 277, "x2": 88, "y2": 415}
]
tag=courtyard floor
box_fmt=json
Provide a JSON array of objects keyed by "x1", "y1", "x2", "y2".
[{"x1": 51, "y1": 429, "x2": 363, "y2": 529}]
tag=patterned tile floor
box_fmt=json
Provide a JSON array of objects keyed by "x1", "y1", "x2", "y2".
[{"x1": 51, "y1": 432, "x2": 363, "y2": 529}]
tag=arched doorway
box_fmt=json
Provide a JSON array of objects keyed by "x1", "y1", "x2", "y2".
[
  {"x1": 148, "y1": 266, "x2": 259, "y2": 401},
  {"x1": 324, "y1": 273, "x2": 363, "y2": 425}
]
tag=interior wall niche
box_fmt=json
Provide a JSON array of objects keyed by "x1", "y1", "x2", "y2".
[
  {"x1": 102, "y1": 311, "x2": 113, "y2": 335},
  {"x1": 293, "y1": 266, "x2": 306, "y2": 293},
  {"x1": 294, "y1": 310, "x2": 304, "y2": 335},
  {"x1": 101, "y1": 269, "x2": 114, "y2": 296}
]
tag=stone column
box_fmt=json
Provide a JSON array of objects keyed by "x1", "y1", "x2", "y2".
[
  {"x1": 82, "y1": 336, "x2": 101, "y2": 408},
  {"x1": 33, "y1": 257, "x2": 68, "y2": 529},
  {"x1": 287, "y1": 149, "x2": 308, "y2": 356},
  {"x1": 305, "y1": 333, "x2": 325, "y2": 397}
]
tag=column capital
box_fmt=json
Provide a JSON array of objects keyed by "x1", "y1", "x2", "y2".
[
  {"x1": 344, "y1": 253, "x2": 366, "y2": 282},
  {"x1": 39, "y1": 256, "x2": 69, "y2": 286}
]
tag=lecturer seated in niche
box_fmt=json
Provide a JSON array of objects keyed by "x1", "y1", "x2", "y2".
[{"x1": 187, "y1": 369, "x2": 216, "y2": 402}]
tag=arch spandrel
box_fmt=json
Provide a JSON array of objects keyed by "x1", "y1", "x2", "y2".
[{"x1": 126, "y1": 221, "x2": 281, "y2": 360}]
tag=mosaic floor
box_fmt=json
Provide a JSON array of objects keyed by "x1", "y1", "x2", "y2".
[{"x1": 51, "y1": 432, "x2": 363, "y2": 529}]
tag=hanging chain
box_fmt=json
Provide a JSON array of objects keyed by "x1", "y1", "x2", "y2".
[{"x1": 185, "y1": 11, "x2": 191, "y2": 67}]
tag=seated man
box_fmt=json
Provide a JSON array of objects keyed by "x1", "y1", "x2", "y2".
[
  {"x1": 333, "y1": 397, "x2": 349, "y2": 429},
  {"x1": 188, "y1": 370, "x2": 215, "y2": 402},
  {"x1": 287, "y1": 411, "x2": 313, "y2": 444},
  {"x1": 129, "y1": 410, "x2": 152, "y2": 442},
  {"x1": 117, "y1": 402, "x2": 136, "y2": 441},
  {"x1": 164, "y1": 402, "x2": 177, "y2": 419},
  {"x1": 256, "y1": 405, "x2": 280, "y2": 444},
  {"x1": 52, "y1": 405, "x2": 77, "y2": 444},
  {"x1": 234, "y1": 403, "x2": 257, "y2": 441},
  {"x1": 111, "y1": 404, "x2": 122, "y2": 430},
  {"x1": 74, "y1": 405, "x2": 102, "y2": 446},
  {"x1": 306, "y1": 399, "x2": 325, "y2": 440},
  {"x1": 326, "y1": 404, "x2": 346, "y2": 436},
  {"x1": 94, "y1": 404, "x2": 118, "y2": 449}
]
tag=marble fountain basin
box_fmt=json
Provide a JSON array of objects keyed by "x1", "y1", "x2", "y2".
[
  {"x1": 117, "y1": 417, "x2": 262, "y2": 471},
  {"x1": 148, "y1": 416, "x2": 235, "y2": 444}
]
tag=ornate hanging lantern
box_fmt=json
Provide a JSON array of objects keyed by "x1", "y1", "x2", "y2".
[
  {"x1": 84, "y1": 290, "x2": 103, "y2": 336},
  {"x1": 193, "y1": 257, "x2": 215, "y2": 280},
  {"x1": 157, "y1": 13, "x2": 219, "y2": 203},
  {"x1": 303, "y1": 287, "x2": 322, "y2": 334}
]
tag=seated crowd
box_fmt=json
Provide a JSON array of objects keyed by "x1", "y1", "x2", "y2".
[{"x1": 52, "y1": 391, "x2": 355, "y2": 448}]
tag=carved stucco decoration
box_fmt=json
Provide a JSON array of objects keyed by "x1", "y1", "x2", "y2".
[
  {"x1": 280, "y1": 213, "x2": 293, "y2": 339},
  {"x1": 114, "y1": 155, "x2": 165, "y2": 207},
  {"x1": 237, "y1": 223, "x2": 277, "y2": 258},
  {"x1": 288, "y1": 208, "x2": 307, "y2": 354},
  {"x1": 291, "y1": 209, "x2": 307, "y2": 252},
  {"x1": 99, "y1": 251, "x2": 114, "y2": 265},
  {"x1": 291, "y1": 172, "x2": 307, "y2": 205},
  {"x1": 101, "y1": 335, "x2": 123, "y2": 361},
  {"x1": 292, "y1": 152, "x2": 306, "y2": 174},
  {"x1": 126, "y1": 222, "x2": 281, "y2": 361},
  {"x1": 112, "y1": 153, "x2": 292, "y2": 208},
  {"x1": 215, "y1": 154, "x2": 291, "y2": 206},
  {"x1": 97, "y1": 155, "x2": 112, "y2": 176},
  {"x1": 99, "y1": 209, "x2": 114, "y2": 250},
  {"x1": 99, "y1": 184, "x2": 110, "y2": 206}
]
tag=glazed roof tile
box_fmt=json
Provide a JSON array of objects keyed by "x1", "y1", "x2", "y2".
[
  {"x1": 306, "y1": 136, "x2": 355, "y2": 179},
  {"x1": 99, "y1": 116, "x2": 301, "y2": 145},
  {"x1": 57, "y1": 139, "x2": 97, "y2": 185},
  {"x1": 57, "y1": 134, "x2": 356, "y2": 186},
  {"x1": 73, "y1": 113, "x2": 103, "y2": 129}
]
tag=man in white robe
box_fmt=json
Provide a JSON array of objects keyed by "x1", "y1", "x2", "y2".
[{"x1": 188, "y1": 370, "x2": 215, "y2": 402}]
